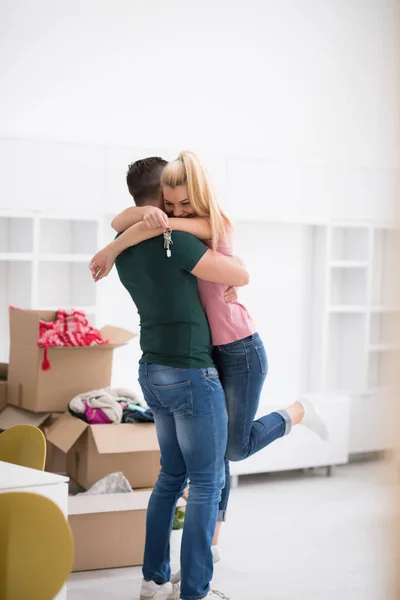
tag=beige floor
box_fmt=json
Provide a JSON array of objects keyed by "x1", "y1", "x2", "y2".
[{"x1": 67, "y1": 458, "x2": 397, "y2": 600}]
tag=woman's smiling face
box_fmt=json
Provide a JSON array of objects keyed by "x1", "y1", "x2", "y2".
[{"x1": 162, "y1": 185, "x2": 196, "y2": 218}]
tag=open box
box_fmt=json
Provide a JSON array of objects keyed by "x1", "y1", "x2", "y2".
[
  {"x1": 7, "y1": 308, "x2": 135, "y2": 413},
  {"x1": 46, "y1": 412, "x2": 161, "y2": 489}
]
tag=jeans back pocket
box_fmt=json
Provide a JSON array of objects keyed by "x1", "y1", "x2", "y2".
[{"x1": 152, "y1": 380, "x2": 193, "y2": 417}]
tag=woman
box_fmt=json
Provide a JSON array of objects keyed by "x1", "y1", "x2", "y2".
[{"x1": 90, "y1": 151, "x2": 329, "y2": 577}]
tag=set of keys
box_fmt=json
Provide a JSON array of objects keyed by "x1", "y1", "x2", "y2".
[{"x1": 163, "y1": 228, "x2": 173, "y2": 258}]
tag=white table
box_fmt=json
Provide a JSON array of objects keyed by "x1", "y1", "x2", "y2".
[{"x1": 0, "y1": 460, "x2": 69, "y2": 599}]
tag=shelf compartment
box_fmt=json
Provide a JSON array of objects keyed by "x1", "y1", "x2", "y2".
[
  {"x1": 327, "y1": 313, "x2": 367, "y2": 391},
  {"x1": 331, "y1": 226, "x2": 369, "y2": 261},
  {"x1": 37, "y1": 262, "x2": 96, "y2": 308},
  {"x1": 371, "y1": 228, "x2": 399, "y2": 308},
  {"x1": 0, "y1": 261, "x2": 33, "y2": 362},
  {"x1": 39, "y1": 219, "x2": 98, "y2": 255},
  {"x1": 330, "y1": 267, "x2": 367, "y2": 306},
  {"x1": 0, "y1": 217, "x2": 34, "y2": 253}
]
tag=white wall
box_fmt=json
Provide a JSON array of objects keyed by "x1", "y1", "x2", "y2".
[{"x1": 0, "y1": 0, "x2": 399, "y2": 170}]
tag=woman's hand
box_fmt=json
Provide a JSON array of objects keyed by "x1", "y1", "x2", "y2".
[
  {"x1": 224, "y1": 286, "x2": 238, "y2": 304},
  {"x1": 142, "y1": 206, "x2": 169, "y2": 229},
  {"x1": 89, "y1": 245, "x2": 118, "y2": 282}
]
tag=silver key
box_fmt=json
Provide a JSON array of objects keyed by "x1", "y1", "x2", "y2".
[{"x1": 163, "y1": 228, "x2": 173, "y2": 258}]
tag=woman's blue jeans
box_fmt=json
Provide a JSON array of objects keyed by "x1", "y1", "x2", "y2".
[{"x1": 213, "y1": 333, "x2": 291, "y2": 521}]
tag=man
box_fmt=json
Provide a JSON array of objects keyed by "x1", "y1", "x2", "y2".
[{"x1": 90, "y1": 157, "x2": 248, "y2": 600}]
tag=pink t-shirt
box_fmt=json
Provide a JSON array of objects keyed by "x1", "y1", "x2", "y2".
[{"x1": 197, "y1": 233, "x2": 256, "y2": 346}]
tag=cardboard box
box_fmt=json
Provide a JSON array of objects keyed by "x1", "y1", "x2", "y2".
[
  {"x1": 0, "y1": 404, "x2": 50, "y2": 432},
  {"x1": 7, "y1": 308, "x2": 135, "y2": 413},
  {"x1": 0, "y1": 363, "x2": 8, "y2": 412},
  {"x1": 68, "y1": 491, "x2": 185, "y2": 571},
  {"x1": 46, "y1": 412, "x2": 161, "y2": 489}
]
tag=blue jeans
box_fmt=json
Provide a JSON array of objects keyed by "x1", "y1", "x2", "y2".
[
  {"x1": 138, "y1": 364, "x2": 228, "y2": 600},
  {"x1": 213, "y1": 333, "x2": 291, "y2": 520}
]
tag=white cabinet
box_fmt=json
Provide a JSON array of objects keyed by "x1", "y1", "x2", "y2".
[
  {"x1": 310, "y1": 222, "x2": 399, "y2": 451},
  {"x1": 0, "y1": 211, "x2": 101, "y2": 362}
]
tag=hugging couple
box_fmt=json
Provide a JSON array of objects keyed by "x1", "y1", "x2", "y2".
[{"x1": 90, "y1": 151, "x2": 328, "y2": 600}]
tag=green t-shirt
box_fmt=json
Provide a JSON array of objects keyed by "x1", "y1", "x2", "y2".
[{"x1": 115, "y1": 231, "x2": 214, "y2": 369}]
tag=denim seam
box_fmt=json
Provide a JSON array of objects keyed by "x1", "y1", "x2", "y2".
[
  {"x1": 243, "y1": 341, "x2": 250, "y2": 370},
  {"x1": 205, "y1": 375, "x2": 218, "y2": 594}
]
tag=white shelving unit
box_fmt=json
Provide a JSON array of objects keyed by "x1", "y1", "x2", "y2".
[
  {"x1": 0, "y1": 211, "x2": 102, "y2": 362},
  {"x1": 311, "y1": 223, "x2": 399, "y2": 452}
]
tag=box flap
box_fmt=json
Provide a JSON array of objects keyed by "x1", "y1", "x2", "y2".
[
  {"x1": 9, "y1": 308, "x2": 56, "y2": 346},
  {"x1": 99, "y1": 325, "x2": 136, "y2": 347},
  {"x1": 68, "y1": 490, "x2": 185, "y2": 515},
  {"x1": 90, "y1": 423, "x2": 159, "y2": 455},
  {"x1": 46, "y1": 412, "x2": 89, "y2": 453},
  {"x1": 0, "y1": 406, "x2": 50, "y2": 430},
  {"x1": 0, "y1": 363, "x2": 8, "y2": 380},
  {"x1": 69, "y1": 490, "x2": 149, "y2": 515}
]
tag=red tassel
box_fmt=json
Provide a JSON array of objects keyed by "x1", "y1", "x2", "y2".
[{"x1": 41, "y1": 346, "x2": 51, "y2": 371}]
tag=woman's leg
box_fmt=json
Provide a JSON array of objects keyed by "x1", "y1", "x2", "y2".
[
  {"x1": 213, "y1": 333, "x2": 288, "y2": 465},
  {"x1": 215, "y1": 333, "x2": 327, "y2": 463}
]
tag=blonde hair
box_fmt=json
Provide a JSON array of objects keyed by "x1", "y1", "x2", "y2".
[{"x1": 161, "y1": 151, "x2": 232, "y2": 250}]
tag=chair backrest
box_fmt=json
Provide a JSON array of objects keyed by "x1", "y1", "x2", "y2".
[
  {"x1": 0, "y1": 424, "x2": 46, "y2": 470},
  {"x1": 0, "y1": 491, "x2": 74, "y2": 599}
]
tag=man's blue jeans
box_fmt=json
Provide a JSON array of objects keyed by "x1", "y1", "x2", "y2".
[{"x1": 139, "y1": 363, "x2": 228, "y2": 600}]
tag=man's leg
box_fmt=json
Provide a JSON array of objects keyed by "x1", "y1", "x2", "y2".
[
  {"x1": 147, "y1": 365, "x2": 228, "y2": 600},
  {"x1": 139, "y1": 366, "x2": 187, "y2": 587}
]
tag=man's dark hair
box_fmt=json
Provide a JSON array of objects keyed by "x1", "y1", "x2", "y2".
[{"x1": 126, "y1": 157, "x2": 168, "y2": 205}]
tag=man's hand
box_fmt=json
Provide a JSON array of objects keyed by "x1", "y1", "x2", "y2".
[
  {"x1": 142, "y1": 206, "x2": 169, "y2": 229},
  {"x1": 224, "y1": 286, "x2": 238, "y2": 304},
  {"x1": 89, "y1": 246, "x2": 117, "y2": 282}
]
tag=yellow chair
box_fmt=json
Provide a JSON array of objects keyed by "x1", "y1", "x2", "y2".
[
  {"x1": 0, "y1": 491, "x2": 74, "y2": 600},
  {"x1": 0, "y1": 424, "x2": 46, "y2": 470}
]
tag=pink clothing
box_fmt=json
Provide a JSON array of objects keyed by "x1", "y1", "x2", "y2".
[{"x1": 197, "y1": 233, "x2": 256, "y2": 346}]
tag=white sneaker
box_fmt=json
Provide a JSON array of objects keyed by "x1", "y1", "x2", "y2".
[
  {"x1": 298, "y1": 395, "x2": 330, "y2": 441},
  {"x1": 140, "y1": 579, "x2": 180, "y2": 599},
  {"x1": 170, "y1": 545, "x2": 222, "y2": 584},
  {"x1": 205, "y1": 592, "x2": 230, "y2": 599}
]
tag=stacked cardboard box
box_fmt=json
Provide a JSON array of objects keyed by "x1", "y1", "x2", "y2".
[
  {"x1": 69, "y1": 490, "x2": 185, "y2": 571},
  {"x1": 0, "y1": 308, "x2": 164, "y2": 571}
]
